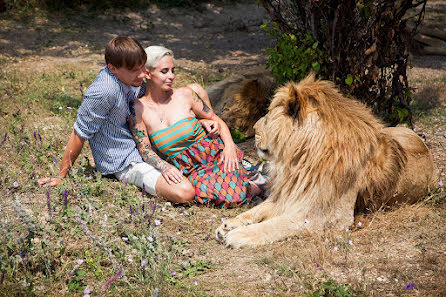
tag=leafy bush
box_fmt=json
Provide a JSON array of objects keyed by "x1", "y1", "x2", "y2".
[{"x1": 263, "y1": 23, "x2": 326, "y2": 84}]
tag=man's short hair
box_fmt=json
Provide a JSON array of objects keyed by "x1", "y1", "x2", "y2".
[{"x1": 105, "y1": 36, "x2": 147, "y2": 70}]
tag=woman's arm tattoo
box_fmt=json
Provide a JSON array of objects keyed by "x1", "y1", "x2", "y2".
[
  {"x1": 193, "y1": 91, "x2": 210, "y2": 113},
  {"x1": 128, "y1": 101, "x2": 170, "y2": 171}
]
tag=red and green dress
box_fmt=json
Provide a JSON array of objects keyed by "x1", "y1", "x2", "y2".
[{"x1": 149, "y1": 117, "x2": 252, "y2": 208}]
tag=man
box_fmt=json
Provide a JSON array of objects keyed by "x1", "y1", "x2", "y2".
[{"x1": 39, "y1": 36, "x2": 216, "y2": 204}]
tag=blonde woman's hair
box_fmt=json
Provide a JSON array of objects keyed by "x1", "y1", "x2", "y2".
[{"x1": 145, "y1": 46, "x2": 174, "y2": 70}]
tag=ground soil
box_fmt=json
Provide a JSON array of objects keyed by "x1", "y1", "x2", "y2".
[{"x1": 1, "y1": 1, "x2": 445, "y2": 296}]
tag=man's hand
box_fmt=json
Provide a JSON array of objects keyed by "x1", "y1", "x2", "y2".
[
  {"x1": 200, "y1": 119, "x2": 220, "y2": 138},
  {"x1": 38, "y1": 177, "x2": 64, "y2": 187}
]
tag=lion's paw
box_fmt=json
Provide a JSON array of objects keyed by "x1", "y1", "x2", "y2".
[
  {"x1": 215, "y1": 218, "x2": 249, "y2": 243},
  {"x1": 223, "y1": 227, "x2": 265, "y2": 249}
]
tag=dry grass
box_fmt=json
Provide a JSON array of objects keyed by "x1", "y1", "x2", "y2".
[{"x1": 0, "y1": 1, "x2": 445, "y2": 296}]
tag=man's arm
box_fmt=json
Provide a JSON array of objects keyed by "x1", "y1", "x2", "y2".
[
  {"x1": 128, "y1": 101, "x2": 183, "y2": 185},
  {"x1": 38, "y1": 130, "x2": 85, "y2": 187}
]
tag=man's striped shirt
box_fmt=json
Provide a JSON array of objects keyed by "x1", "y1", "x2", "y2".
[{"x1": 74, "y1": 66, "x2": 145, "y2": 175}]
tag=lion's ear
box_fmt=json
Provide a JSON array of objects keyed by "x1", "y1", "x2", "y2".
[{"x1": 287, "y1": 84, "x2": 301, "y2": 119}]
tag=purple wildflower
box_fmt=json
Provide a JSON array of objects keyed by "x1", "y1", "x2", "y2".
[
  {"x1": 141, "y1": 259, "x2": 147, "y2": 267},
  {"x1": 101, "y1": 269, "x2": 122, "y2": 293},
  {"x1": 121, "y1": 237, "x2": 128, "y2": 241},
  {"x1": 24, "y1": 137, "x2": 29, "y2": 144},
  {"x1": 171, "y1": 270, "x2": 176, "y2": 276},
  {"x1": 77, "y1": 259, "x2": 84, "y2": 265},
  {"x1": 406, "y1": 283, "x2": 415, "y2": 290},
  {"x1": 122, "y1": 176, "x2": 128, "y2": 188},
  {"x1": 154, "y1": 219, "x2": 161, "y2": 226},
  {"x1": 221, "y1": 217, "x2": 226, "y2": 222},
  {"x1": 129, "y1": 205, "x2": 133, "y2": 216},
  {"x1": 141, "y1": 203, "x2": 145, "y2": 212},
  {"x1": 142, "y1": 184, "x2": 146, "y2": 196},
  {"x1": 46, "y1": 189, "x2": 52, "y2": 217},
  {"x1": 38, "y1": 132, "x2": 41, "y2": 142},
  {"x1": 20, "y1": 124, "x2": 24, "y2": 133},
  {"x1": 13, "y1": 181, "x2": 19, "y2": 188},
  {"x1": 315, "y1": 263, "x2": 324, "y2": 270},
  {"x1": 1, "y1": 132, "x2": 7, "y2": 145},
  {"x1": 439, "y1": 180, "x2": 444, "y2": 187},
  {"x1": 33, "y1": 131, "x2": 37, "y2": 140},
  {"x1": 83, "y1": 288, "x2": 91, "y2": 294},
  {"x1": 204, "y1": 234, "x2": 210, "y2": 241},
  {"x1": 147, "y1": 236, "x2": 154, "y2": 242},
  {"x1": 333, "y1": 245, "x2": 338, "y2": 251},
  {"x1": 53, "y1": 205, "x2": 56, "y2": 213},
  {"x1": 54, "y1": 157, "x2": 57, "y2": 165},
  {"x1": 63, "y1": 190, "x2": 68, "y2": 208}
]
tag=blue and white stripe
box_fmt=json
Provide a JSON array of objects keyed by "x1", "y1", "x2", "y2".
[{"x1": 74, "y1": 66, "x2": 144, "y2": 175}]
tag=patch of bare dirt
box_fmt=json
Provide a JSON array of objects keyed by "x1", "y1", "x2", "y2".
[{"x1": 0, "y1": 2, "x2": 271, "y2": 73}]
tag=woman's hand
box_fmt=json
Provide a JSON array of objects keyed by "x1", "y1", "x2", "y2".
[
  {"x1": 161, "y1": 163, "x2": 184, "y2": 185},
  {"x1": 221, "y1": 144, "x2": 239, "y2": 172},
  {"x1": 200, "y1": 119, "x2": 220, "y2": 137}
]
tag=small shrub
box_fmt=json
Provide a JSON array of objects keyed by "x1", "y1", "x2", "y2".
[
  {"x1": 309, "y1": 279, "x2": 357, "y2": 297},
  {"x1": 263, "y1": 23, "x2": 327, "y2": 84}
]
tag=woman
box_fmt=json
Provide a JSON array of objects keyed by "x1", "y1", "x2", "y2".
[{"x1": 129, "y1": 46, "x2": 261, "y2": 208}]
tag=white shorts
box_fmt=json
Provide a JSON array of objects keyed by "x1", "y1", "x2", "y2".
[{"x1": 114, "y1": 162, "x2": 161, "y2": 195}]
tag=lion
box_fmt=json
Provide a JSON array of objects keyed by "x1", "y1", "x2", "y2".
[
  {"x1": 206, "y1": 66, "x2": 276, "y2": 137},
  {"x1": 216, "y1": 74, "x2": 437, "y2": 248}
]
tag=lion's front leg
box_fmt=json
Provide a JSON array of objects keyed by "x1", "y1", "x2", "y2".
[
  {"x1": 215, "y1": 200, "x2": 275, "y2": 243},
  {"x1": 223, "y1": 215, "x2": 305, "y2": 249}
]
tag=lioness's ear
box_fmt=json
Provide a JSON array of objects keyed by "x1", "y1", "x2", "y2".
[{"x1": 287, "y1": 84, "x2": 300, "y2": 119}]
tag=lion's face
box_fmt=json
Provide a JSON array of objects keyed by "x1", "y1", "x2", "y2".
[
  {"x1": 254, "y1": 115, "x2": 271, "y2": 160},
  {"x1": 254, "y1": 80, "x2": 305, "y2": 161}
]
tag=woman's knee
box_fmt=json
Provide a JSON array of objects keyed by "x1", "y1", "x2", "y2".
[
  {"x1": 173, "y1": 182, "x2": 195, "y2": 203},
  {"x1": 156, "y1": 178, "x2": 194, "y2": 204}
]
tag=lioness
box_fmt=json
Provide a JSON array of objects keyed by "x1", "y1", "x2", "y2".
[{"x1": 216, "y1": 74, "x2": 437, "y2": 248}]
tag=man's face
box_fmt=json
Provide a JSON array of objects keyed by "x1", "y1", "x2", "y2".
[{"x1": 108, "y1": 63, "x2": 146, "y2": 87}]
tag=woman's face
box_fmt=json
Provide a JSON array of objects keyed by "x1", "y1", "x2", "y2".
[{"x1": 148, "y1": 55, "x2": 175, "y2": 91}]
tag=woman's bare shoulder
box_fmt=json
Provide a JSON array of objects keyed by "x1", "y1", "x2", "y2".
[
  {"x1": 174, "y1": 86, "x2": 194, "y2": 96},
  {"x1": 172, "y1": 86, "x2": 195, "y2": 102}
]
